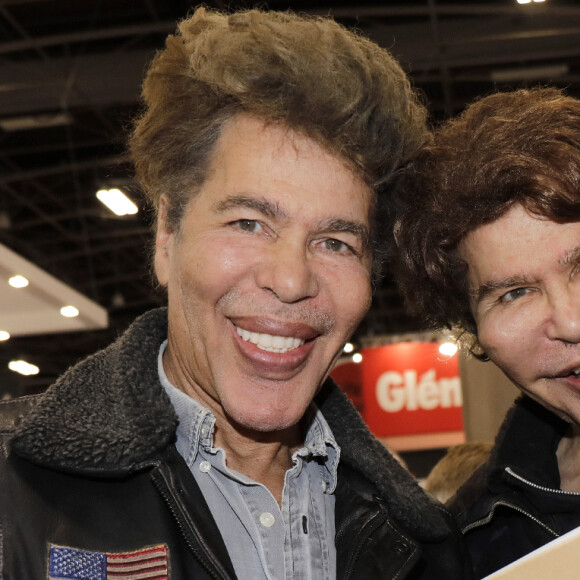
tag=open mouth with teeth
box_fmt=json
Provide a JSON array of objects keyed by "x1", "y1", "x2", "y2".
[{"x1": 236, "y1": 326, "x2": 305, "y2": 354}]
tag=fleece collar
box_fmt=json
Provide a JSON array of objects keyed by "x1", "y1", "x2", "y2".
[
  {"x1": 12, "y1": 309, "x2": 178, "y2": 472},
  {"x1": 316, "y1": 382, "x2": 450, "y2": 541},
  {"x1": 12, "y1": 308, "x2": 448, "y2": 541}
]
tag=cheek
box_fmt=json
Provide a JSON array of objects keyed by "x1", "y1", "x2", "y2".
[
  {"x1": 180, "y1": 240, "x2": 251, "y2": 294},
  {"x1": 478, "y1": 312, "x2": 532, "y2": 373},
  {"x1": 330, "y1": 266, "x2": 372, "y2": 329}
]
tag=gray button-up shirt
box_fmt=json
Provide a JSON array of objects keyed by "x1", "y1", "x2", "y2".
[{"x1": 158, "y1": 341, "x2": 339, "y2": 580}]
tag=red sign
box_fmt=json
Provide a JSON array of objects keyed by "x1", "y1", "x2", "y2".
[{"x1": 360, "y1": 343, "x2": 463, "y2": 437}]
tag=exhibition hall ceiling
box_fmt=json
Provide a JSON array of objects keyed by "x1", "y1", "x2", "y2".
[{"x1": 2, "y1": 0, "x2": 580, "y2": 391}]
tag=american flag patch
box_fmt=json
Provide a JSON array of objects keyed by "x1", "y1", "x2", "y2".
[{"x1": 48, "y1": 544, "x2": 169, "y2": 580}]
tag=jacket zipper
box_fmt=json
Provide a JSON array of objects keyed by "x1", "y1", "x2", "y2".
[
  {"x1": 150, "y1": 468, "x2": 232, "y2": 580},
  {"x1": 462, "y1": 499, "x2": 558, "y2": 537},
  {"x1": 505, "y1": 467, "x2": 580, "y2": 496},
  {"x1": 462, "y1": 465, "x2": 580, "y2": 536}
]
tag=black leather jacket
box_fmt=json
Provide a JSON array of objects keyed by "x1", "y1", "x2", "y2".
[
  {"x1": 449, "y1": 396, "x2": 580, "y2": 579},
  {"x1": 0, "y1": 309, "x2": 470, "y2": 579}
]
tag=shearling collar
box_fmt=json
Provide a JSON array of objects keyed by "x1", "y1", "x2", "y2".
[
  {"x1": 12, "y1": 309, "x2": 177, "y2": 472},
  {"x1": 316, "y1": 382, "x2": 450, "y2": 541},
  {"x1": 12, "y1": 307, "x2": 448, "y2": 541}
]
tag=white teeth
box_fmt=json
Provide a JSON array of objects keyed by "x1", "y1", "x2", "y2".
[
  {"x1": 573, "y1": 368, "x2": 580, "y2": 376},
  {"x1": 236, "y1": 326, "x2": 304, "y2": 353}
]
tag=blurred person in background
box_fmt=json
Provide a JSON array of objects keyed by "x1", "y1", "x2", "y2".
[
  {"x1": 424, "y1": 442, "x2": 492, "y2": 504},
  {"x1": 0, "y1": 7, "x2": 469, "y2": 579},
  {"x1": 393, "y1": 87, "x2": 580, "y2": 578}
]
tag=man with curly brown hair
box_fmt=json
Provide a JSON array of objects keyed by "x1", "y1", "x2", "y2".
[
  {"x1": 0, "y1": 7, "x2": 468, "y2": 579},
  {"x1": 393, "y1": 86, "x2": 580, "y2": 578}
]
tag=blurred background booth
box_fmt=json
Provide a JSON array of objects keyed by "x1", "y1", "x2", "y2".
[{"x1": 331, "y1": 334, "x2": 519, "y2": 477}]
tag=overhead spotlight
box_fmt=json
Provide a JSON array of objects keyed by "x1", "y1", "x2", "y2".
[
  {"x1": 60, "y1": 305, "x2": 79, "y2": 318},
  {"x1": 439, "y1": 341, "x2": 458, "y2": 357},
  {"x1": 343, "y1": 342, "x2": 354, "y2": 353},
  {"x1": 0, "y1": 331, "x2": 10, "y2": 341},
  {"x1": 96, "y1": 188, "x2": 138, "y2": 216},
  {"x1": 8, "y1": 360, "x2": 39, "y2": 376},
  {"x1": 352, "y1": 353, "x2": 363, "y2": 364},
  {"x1": 8, "y1": 275, "x2": 29, "y2": 288}
]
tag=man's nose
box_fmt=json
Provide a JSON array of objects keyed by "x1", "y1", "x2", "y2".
[
  {"x1": 547, "y1": 286, "x2": 580, "y2": 344},
  {"x1": 256, "y1": 240, "x2": 319, "y2": 303}
]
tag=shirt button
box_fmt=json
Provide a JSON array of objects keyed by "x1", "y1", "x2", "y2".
[
  {"x1": 259, "y1": 512, "x2": 276, "y2": 528},
  {"x1": 199, "y1": 461, "x2": 211, "y2": 473},
  {"x1": 200, "y1": 424, "x2": 210, "y2": 438},
  {"x1": 322, "y1": 481, "x2": 328, "y2": 493}
]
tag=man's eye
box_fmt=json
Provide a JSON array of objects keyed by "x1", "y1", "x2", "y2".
[
  {"x1": 500, "y1": 287, "x2": 530, "y2": 303},
  {"x1": 234, "y1": 219, "x2": 262, "y2": 233},
  {"x1": 323, "y1": 238, "x2": 351, "y2": 253}
]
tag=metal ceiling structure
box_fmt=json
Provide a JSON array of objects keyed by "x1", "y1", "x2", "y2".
[{"x1": 2, "y1": 0, "x2": 580, "y2": 394}]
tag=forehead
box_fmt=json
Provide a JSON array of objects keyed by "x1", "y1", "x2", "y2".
[
  {"x1": 198, "y1": 114, "x2": 374, "y2": 217},
  {"x1": 459, "y1": 204, "x2": 580, "y2": 285}
]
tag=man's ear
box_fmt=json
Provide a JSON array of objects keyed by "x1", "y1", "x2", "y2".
[{"x1": 154, "y1": 195, "x2": 173, "y2": 288}]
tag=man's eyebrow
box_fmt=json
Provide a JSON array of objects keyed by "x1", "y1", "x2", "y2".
[
  {"x1": 213, "y1": 194, "x2": 286, "y2": 220},
  {"x1": 321, "y1": 218, "x2": 371, "y2": 249},
  {"x1": 473, "y1": 276, "x2": 534, "y2": 304},
  {"x1": 473, "y1": 244, "x2": 580, "y2": 303},
  {"x1": 560, "y1": 245, "x2": 580, "y2": 268}
]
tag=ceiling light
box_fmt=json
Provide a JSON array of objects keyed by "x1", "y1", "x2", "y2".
[
  {"x1": 0, "y1": 331, "x2": 10, "y2": 341},
  {"x1": 343, "y1": 342, "x2": 354, "y2": 353},
  {"x1": 8, "y1": 275, "x2": 29, "y2": 288},
  {"x1": 96, "y1": 188, "x2": 138, "y2": 216},
  {"x1": 60, "y1": 305, "x2": 79, "y2": 318},
  {"x1": 8, "y1": 360, "x2": 39, "y2": 376},
  {"x1": 352, "y1": 353, "x2": 363, "y2": 364},
  {"x1": 0, "y1": 112, "x2": 72, "y2": 132},
  {"x1": 439, "y1": 341, "x2": 458, "y2": 357}
]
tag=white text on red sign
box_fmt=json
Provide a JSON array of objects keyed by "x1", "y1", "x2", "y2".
[{"x1": 376, "y1": 369, "x2": 462, "y2": 412}]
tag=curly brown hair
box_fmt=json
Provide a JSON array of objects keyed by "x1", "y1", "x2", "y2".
[
  {"x1": 129, "y1": 7, "x2": 428, "y2": 238},
  {"x1": 393, "y1": 87, "x2": 580, "y2": 353}
]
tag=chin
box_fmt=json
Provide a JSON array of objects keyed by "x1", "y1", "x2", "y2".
[{"x1": 229, "y1": 405, "x2": 304, "y2": 434}]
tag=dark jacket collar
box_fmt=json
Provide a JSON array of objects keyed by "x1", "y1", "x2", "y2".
[
  {"x1": 11, "y1": 307, "x2": 449, "y2": 542},
  {"x1": 12, "y1": 308, "x2": 178, "y2": 471},
  {"x1": 487, "y1": 395, "x2": 567, "y2": 493},
  {"x1": 449, "y1": 395, "x2": 569, "y2": 524}
]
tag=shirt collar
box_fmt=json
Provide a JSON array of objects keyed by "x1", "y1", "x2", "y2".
[{"x1": 297, "y1": 404, "x2": 340, "y2": 492}]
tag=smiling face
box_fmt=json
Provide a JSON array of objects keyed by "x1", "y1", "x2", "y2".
[
  {"x1": 459, "y1": 204, "x2": 580, "y2": 424},
  {"x1": 155, "y1": 114, "x2": 373, "y2": 435}
]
